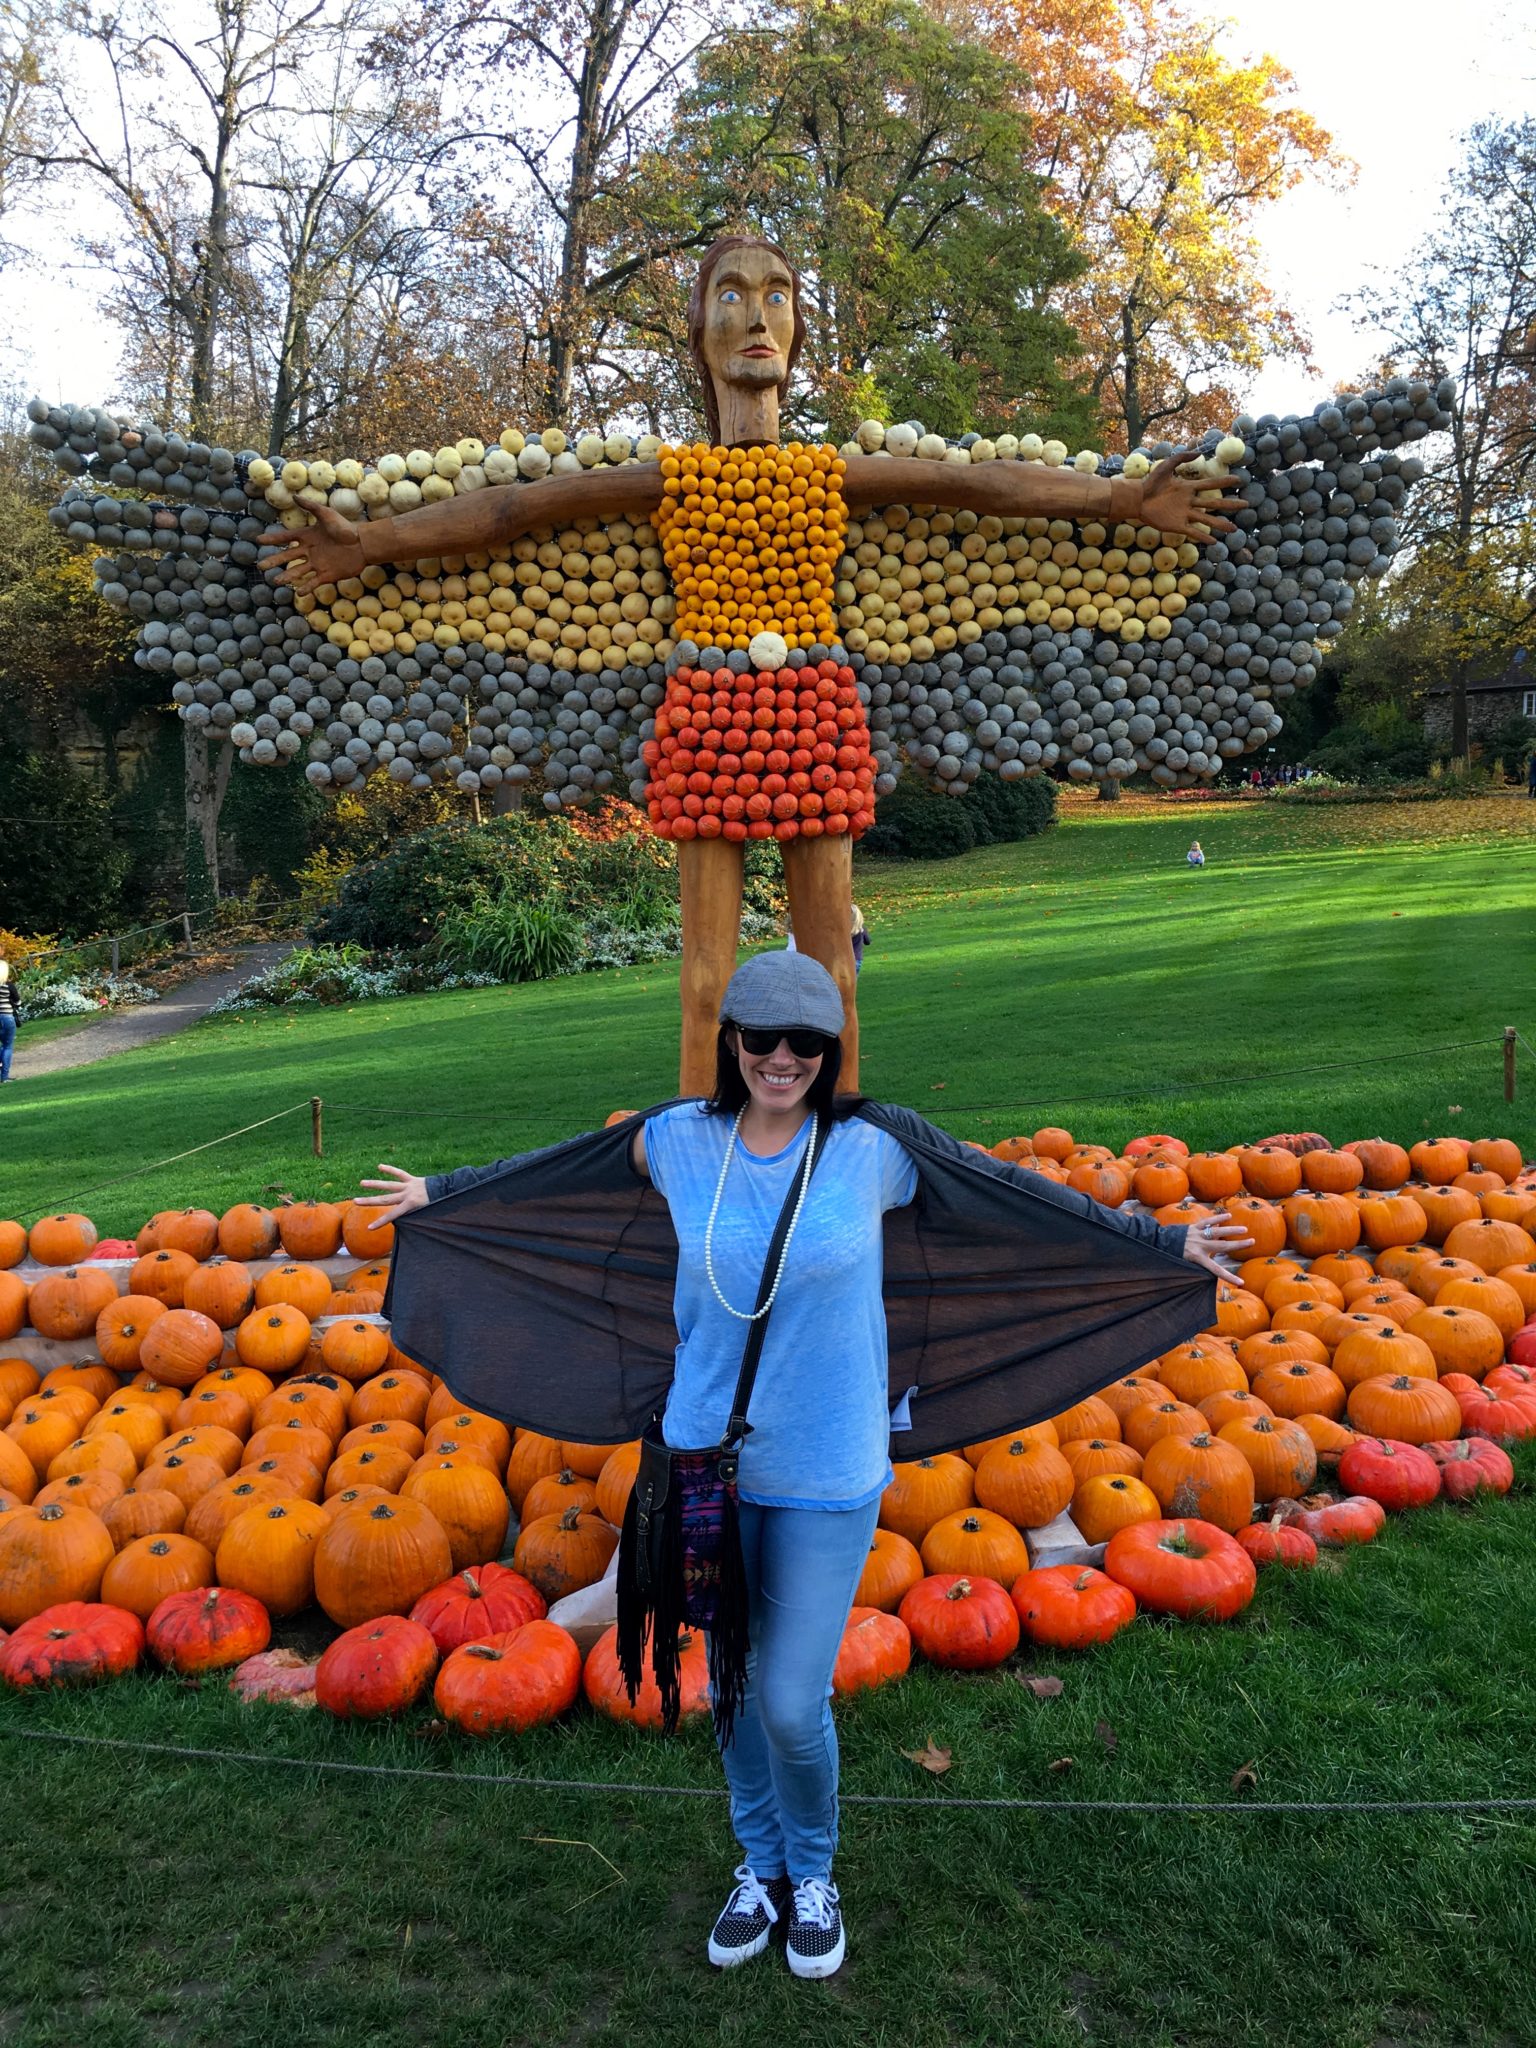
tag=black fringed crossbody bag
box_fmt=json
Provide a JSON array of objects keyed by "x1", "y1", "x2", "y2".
[{"x1": 616, "y1": 1112, "x2": 829, "y2": 1742}]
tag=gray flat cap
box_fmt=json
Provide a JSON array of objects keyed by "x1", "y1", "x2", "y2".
[{"x1": 719, "y1": 950, "x2": 845, "y2": 1036}]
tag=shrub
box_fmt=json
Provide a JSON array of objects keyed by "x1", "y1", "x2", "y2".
[
  {"x1": 859, "y1": 771, "x2": 1056, "y2": 860},
  {"x1": 311, "y1": 800, "x2": 784, "y2": 953}
]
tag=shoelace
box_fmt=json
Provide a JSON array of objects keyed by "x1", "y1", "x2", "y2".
[
  {"x1": 727, "y1": 1864, "x2": 780, "y2": 1925},
  {"x1": 791, "y1": 1877, "x2": 838, "y2": 1931}
]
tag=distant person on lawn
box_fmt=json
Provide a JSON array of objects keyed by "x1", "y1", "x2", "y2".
[
  {"x1": 1186, "y1": 841, "x2": 1206, "y2": 868},
  {"x1": 785, "y1": 903, "x2": 869, "y2": 976},
  {"x1": 0, "y1": 960, "x2": 18, "y2": 1082}
]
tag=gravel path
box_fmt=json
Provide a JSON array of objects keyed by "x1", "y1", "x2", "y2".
[{"x1": 9, "y1": 944, "x2": 292, "y2": 1083}]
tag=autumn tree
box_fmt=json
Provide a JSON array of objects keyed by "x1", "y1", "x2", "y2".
[
  {"x1": 983, "y1": 0, "x2": 1342, "y2": 450},
  {"x1": 0, "y1": 0, "x2": 59, "y2": 262},
  {"x1": 615, "y1": 0, "x2": 1092, "y2": 444},
  {"x1": 1351, "y1": 118, "x2": 1536, "y2": 759},
  {"x1": 402, "y1": 0, "x2": 725, "y2": 429}
]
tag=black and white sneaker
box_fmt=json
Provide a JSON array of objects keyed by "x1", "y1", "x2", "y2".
[
  {"x1": 785, "y1": 1877, "x2": 845, "y2": 1979},
  {"x1": 707, "y1": 1865, "x2": 791, "y2": 1968}
]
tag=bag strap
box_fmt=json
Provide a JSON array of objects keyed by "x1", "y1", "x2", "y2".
[{"x1": 722, "y1": 1116, "x2": 830, "y2": 1450}]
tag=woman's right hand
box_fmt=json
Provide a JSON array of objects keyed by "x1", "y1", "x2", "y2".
[
  {"x1": 354, "y1": 1164, "x2": 430, "y2": 1229},
  {"x1": 259, "y1": 501, "x2": 367, "y2": 592}
]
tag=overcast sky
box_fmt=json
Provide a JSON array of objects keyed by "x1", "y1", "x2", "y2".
[{"x1": 4, "y1": 0, "x2": 1529, "y2": 437}]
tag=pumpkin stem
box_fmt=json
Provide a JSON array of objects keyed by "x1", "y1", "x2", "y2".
[
  {"x1": 559, "y1": 1505, "x2": 585, "y2": 1531},
  {"x1": 946, "y1": 1578, "x2": 973, "y2": 1600}
]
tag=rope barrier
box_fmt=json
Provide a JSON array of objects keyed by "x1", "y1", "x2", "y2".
[
  {"x1": 19, "y1": 1102, "x2": 317, "y2": 1224},
  {"x1": 4, "y1": 1726, "x2": 1533, "y2": 1816}
]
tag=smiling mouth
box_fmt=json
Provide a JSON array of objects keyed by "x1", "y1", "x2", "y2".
[
  {"x1": 738, "y1": 346, "x2": 778, "y2": 358},
  {"x1": 759, "y1": 1070, "x2": 802, "y2": 1090}
]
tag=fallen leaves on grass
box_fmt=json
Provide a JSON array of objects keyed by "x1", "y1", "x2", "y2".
[
  {"x1": 902, "y1": 1739, "x2": 953, "y2": 1776},
  {"x1": 1230, "y1": 1762, "x2": 1259, "y2": 1794},
  {"x1": 1095, "y1": 1719, "x2": 1118, "y2": 1755},
  {"x1": 1048, "y1": 1756, "x2": 1074, "y2": 1774},
  {"x1": 1017, "y1": 1674, "x2": 1064, "y2": 1699}
]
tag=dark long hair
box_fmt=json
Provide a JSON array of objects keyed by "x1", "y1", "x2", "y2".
[
  {"x1": 687, "y1": 234, "x2": 808, "y2": 444},
  {"x1": 703, "y1": 1025, "x2": 863, "y2": 1123}
]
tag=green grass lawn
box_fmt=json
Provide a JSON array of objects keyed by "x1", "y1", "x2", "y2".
[
  {"x1": 3, "y1": 793, "x2": 1532, "y2": 1234},
  {"x1": 1, "y1": 791, "x2": 1534, "y2": 2048}
]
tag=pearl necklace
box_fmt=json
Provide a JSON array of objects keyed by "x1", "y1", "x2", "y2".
[{"x1": 703, "y1": 1106, "x2": 819, "y2": 1322}]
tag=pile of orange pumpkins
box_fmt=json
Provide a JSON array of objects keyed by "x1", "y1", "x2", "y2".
[{"x1": 0, "y1": 1122, "x2": 1531, "y2": 1729}]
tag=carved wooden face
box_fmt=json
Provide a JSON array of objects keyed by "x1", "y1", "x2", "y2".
[{"x1": 700, "y1": 243, "x2": 796, "y2": 402}]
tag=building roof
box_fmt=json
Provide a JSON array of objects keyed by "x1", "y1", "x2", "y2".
[{"x1": 1424, "y1": 650, "x2": 1534, "y2": 696}]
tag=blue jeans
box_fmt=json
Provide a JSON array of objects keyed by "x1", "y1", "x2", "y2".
[
  {"x1": 0, "y1": 1014, "x2": 13, "y2": 1082},
  {"x1": 717, "y1": 1497, "x2": 880, "y2": 1884}
]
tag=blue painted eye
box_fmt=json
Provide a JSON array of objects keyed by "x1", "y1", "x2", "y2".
[
  {"x1": 767, "y1": 291, "x2": 787, "y2": 305},
  {"x1": 720, "y1": 289, "x2": 741, "y2": 303}
]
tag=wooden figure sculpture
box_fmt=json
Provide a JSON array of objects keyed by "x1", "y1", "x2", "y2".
[
  {"x1": 30, "y1": 244, "x2": 1450, "y2": 1089},
  {"x1": 257, "y1": 235, "x2": 1243, "y2": 1090}
]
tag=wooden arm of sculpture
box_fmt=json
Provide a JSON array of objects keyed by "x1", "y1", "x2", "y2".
[
  {"x1": 261, "y1": 445, "x2": 1243, "y2": 593},
  {"x1": 356, "y1": 463, "x2": 665, "y2": 567},
  {"x1": 841, "y1": 453, "x2": 1244, "y2": 544}
]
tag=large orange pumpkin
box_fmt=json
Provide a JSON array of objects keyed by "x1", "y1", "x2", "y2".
[
  {"x1": 1215, "y1": 1415, "x2": 1317, "y2": 1501},
  {"x1": 184, "y1": 1471, "x2": 291, "y2": 1550},
  {"x1": 138, "y1": 1309, "x2": 225, "y2": 1390},
  {"x1": 313, "y1": 1496, "x2": 454, "y2": 1629},
  {"x1": 0, "y1": 1273, "x2": 28, "y2": 1346},
  {"x1": 1442, "y1": 1217, "x2": 1536, "y2": 1275},
  {"x1": 254, "y1": 1263, "x2": 332, "y2": 1319},
  {"x1": 1250, "y1": 1358, "x2": 1346, "y2": 1422},
  {"x1": 830, "y1": 1609, "x2": 912, "y2": 1699},
  {"x1": 1157, "y1": 1341, "x2": 1247, "y2": 1406},
  {"x1": 878, "y1": 1454, "x2": 975, "y2": 1546},
  {"x1": 0, "y1": 1501, "x2": 115, "y2": 1627},
  {"x1": 216, "y1": 1497, "x2": 331, "y2": 1615},
  {"x1": 973, "y1": 1437, "x2": 1074, "y2": 1529},
  {"x1": 28, "y1": 1214, "x2": 99, "y2": 1266},
  {"x1": 100, "y1": 1488, "x2": 187, "y2": 1550},
  {"x1": 277, "y1": 1201, "x2": 344, "y2": 1260},
  {"x1": 400, "y1": 1458, "x2": 511, "y2": 1573},
  {"x1": 1346, "y1": 1374, "x2": 1463, "y2": 1444},
  {"x1": 26, "y1": 1266, "x2": 118, "y2": 1341},
  {"x1": 919, "y1": 1507, "x2": 1029, "y2": 1586},
  {"x1": 512, "y1": 1505, "x2": 617, "y2": 1604},
  {"x1": 1332, "y1": 1323, "x2": 1437, "y2": 1391},
  {"x1": 34, "y1": 1469, "x2": 125, "y2": 1515},
  {"x1": 146, "y1": 1585, "x2": 270, "y2": 1671},
  {"x1": 595, "y1": 1443, "x2": 642, "y2": 1528},
  {"x1": 236, "y1": 1304, "x2": 313, "y2": 1376},
  {"x1": 218, "y1": 1204, "x2": 280, "y2": 1261},
  {"x1": 151, "y1": 1209, "x2": 220, "y2": 1260},
  {"x1": 853, "y1": 1527, "x2": 924, "y2": 1612},
  {"x1": 1403, "y1": 1305, "x2": 1505, "y2": 1380},
  {"x1": 1070, "y1": 1472, "x2": 1161, "y2": 1546},
  {"x1": 101, "y1": 1532, "x2": 215, "y2": 1619},
  {"x1": 433, "y1": 1621, "x2": 581, "y2": 1735},
  {"x1": 351, "y1": 1372, "x2": 432, "y2": 1430},
  {"x1": 1123, "y1": 1399, "x2": 1205, "y2": 1457},
  {"x1": 182, "y1": 1261, "x2": 256, "y2": 1331},
  {"x1": 128, "y1": 1248, "x2": 199, "y2": 1307},
  {"x1": 504, "y1": 1432, "x2": 567, "y2": 1512},
  {"x1": 320, "y1": 1320, "x2": 391, "y2": 1385},
  {"x1": 1140, "y1": 1432, "x2": 1255, "y2": 1532}
]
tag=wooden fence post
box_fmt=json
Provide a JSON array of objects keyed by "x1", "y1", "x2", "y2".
[
  {"x1": 182, "y1": 912, "x2": 194, "y2": 948},
  {"x1": 110, "y1": 938, "x2": 120, "y2": 975},
  {"x1": 312, "y1": 1097, "x2": 324, "y2": 1157},
  {"x1": 1505, "y1": 1027, "x2": 1516, "y2": 1104}
]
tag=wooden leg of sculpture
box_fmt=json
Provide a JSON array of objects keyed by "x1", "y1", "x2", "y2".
[
  {"x1": 780, "y1": 833, "x2": 859, "y2": 1090},
  {"x1": 676, "y1": 838, "x2": 745, "y2": 1096}
]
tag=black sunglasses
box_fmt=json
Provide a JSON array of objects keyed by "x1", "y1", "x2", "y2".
[{"x1": 736, "y1": 1026, "x2": 835, "y2": 1058}]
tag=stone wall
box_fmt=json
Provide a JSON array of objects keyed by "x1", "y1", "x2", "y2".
[{"x1": 1422, "y1": 685, "x2": 1535, "y2": 750}]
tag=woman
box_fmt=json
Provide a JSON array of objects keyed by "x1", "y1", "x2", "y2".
[
  {"x1": 0, "y1": 959, "x2": 19, "y2": 1083},
  {"x1": 359, "y1": 952, "x2": 1249, "y2": 1980}
]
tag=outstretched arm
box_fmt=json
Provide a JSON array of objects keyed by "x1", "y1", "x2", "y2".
[
  {"x1": 261, "y1": 461, "x2": 667, "y2": 592},
  {"x1": 843, "y1": 448, "x2": 1245, "y2": 544}
]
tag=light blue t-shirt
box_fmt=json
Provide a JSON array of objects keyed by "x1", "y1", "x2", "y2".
[{"x1": 643, "y1": 1104, "x2": 919, "y2": 1510}]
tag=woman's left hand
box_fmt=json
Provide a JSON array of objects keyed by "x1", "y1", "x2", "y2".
[{"x1": 1181, "y1": 1217, "x2": 1254, "y2": 1279}]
